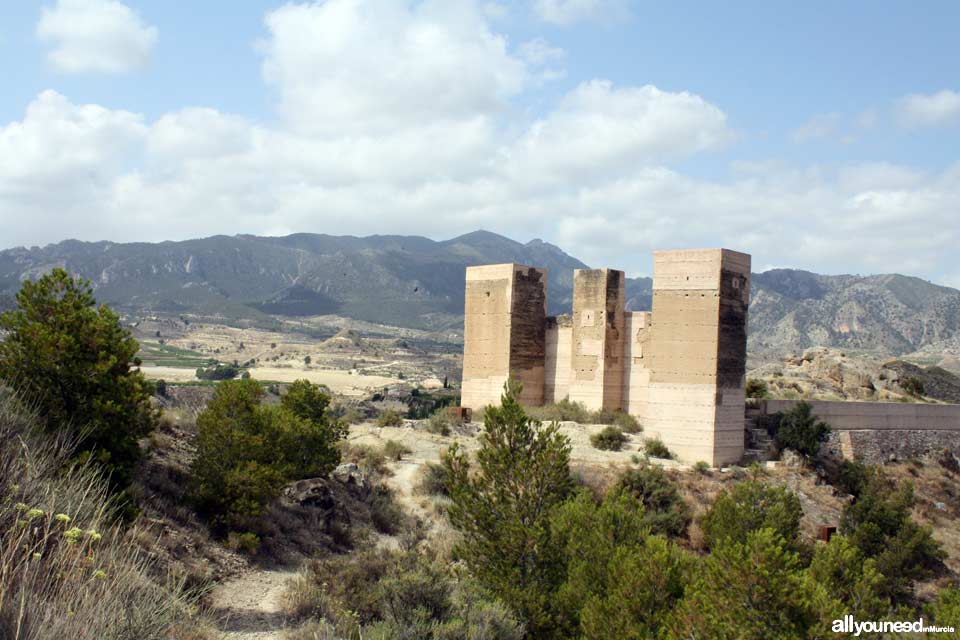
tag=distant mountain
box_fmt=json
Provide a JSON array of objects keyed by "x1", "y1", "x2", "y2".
[
  {"x1": 0, "y1": 231, "x2": 588, "y2": 330},
  {"x1": 748, "y1": 269, "x2": 960, "y2": 363},
  {"x1": 2, "y1": 232, "x2": 958, "y2": 364}
]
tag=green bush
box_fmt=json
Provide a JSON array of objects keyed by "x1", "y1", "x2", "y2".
[
  {"x1": 444, "y1": 381, "x2": 573, "y2": 637},
  {"x1": 746, "y1": 378, "x2": 770, "y2": 399},
  {"x1": 525, "y1": 397, "x2": 591, "y2": 423},
  {"x1": 700, "y1": 480, "x2": 802, "y2": 550},
  {"x1": 590, "y1": 408, "x2": 642, "y2": 432},
  {"x1": 383, "y1": 439, "x2": 412, "y2": 461},
  {"x1": 191, "y1": 378, "x2": 346, "y2": 530},
  {"x1": 840, "y1": 467, "x2": 944, "y2": 603},
  {"x1": 643, "y1": 438, "x2": 673, "y2": 459},
  {"x1": 0, "y1": 389, "x2": 202, "y2": 639},
  {"x1": 693, "y1": 461, "x2": 711, "y2": 474},
  {"x1": 668, "y1": 528, "x2": 817, "y2": 638},
  {"x1": 900, "y1": 376, "x2": 925, "y2": 397},
  {"x1": 0, "y1": 269, "x2": 158, "y2": 496},
  {"x1": 226, "y1": 531, "x2": 261, "y2": 556},
  {"x1": 376, "y1": 409, "x2": 404, "y2": 427},
  {"x1": 415, "y1": 462, "x2": 450, "y2": 496},
  {"x1": 425, "y1": 409, "x2": 461, "y2": 436},
  {"x1": 285, "y1": 548, "x2": 523, "y2": 640},
  {"x1": 195, "y1": 363, "x2": 240, "y2": 380},
  {"x1": 615, "y1": 466, "x2": 691, "y2": 538},
  {"x1": 591, "y1": 426, "x2": 627, "y2": 451},
  {"x1": 774, "y1": 401, "x2": 830, "y2": 458},
  {"x1": 368, "y1": 486, "x2": 406, "y2": 535}
]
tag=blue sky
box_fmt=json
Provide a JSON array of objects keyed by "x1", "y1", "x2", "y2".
[{"x1": 1, "y1": 0, "x2": 959, "y2": 284}]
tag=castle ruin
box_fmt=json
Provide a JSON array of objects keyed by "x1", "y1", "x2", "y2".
[{"x1": 461, "y1": 248, "x2": 752, "y2": 466}]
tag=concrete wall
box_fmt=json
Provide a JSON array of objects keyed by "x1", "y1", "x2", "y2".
[
  {"x1": 461, "y1": 264, "x2": 546, "y2": 409},
  {"x1": 763, "y1": 399, "x2": 960, "y2": 432},
  {"x1": 757, "y1": 399, "x2": 960, "y2": 463},
  {"x1": 545, "y1": 315, "x2": 573, "y2": 403},
  {"x1": 568, "y1": 269, "x2": 625, "y2": 411}
]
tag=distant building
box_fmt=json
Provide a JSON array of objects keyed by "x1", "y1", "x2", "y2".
[{"x1": 460, "y1": 249, "x2": 751, "y2": 466}]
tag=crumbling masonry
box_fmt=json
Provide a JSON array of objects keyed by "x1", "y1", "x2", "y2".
[{"x1": 460, "y1": 249, "x2": 752, "y2": 466}]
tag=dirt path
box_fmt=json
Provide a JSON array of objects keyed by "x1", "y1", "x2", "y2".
[{"x1": 208, "y1": 567, "x2": 299, "y2": 639}]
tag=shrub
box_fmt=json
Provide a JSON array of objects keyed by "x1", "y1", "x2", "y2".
[
  {"x1": 156, "y1": 378, "x2": 168, "y2": 397},
  {"x1": 590, "y1": 408, "x2": 642, "y2": 433},
  {"x1": 668, "y1": 528, "x2": 817, "y2": 638},
  {"x1": 376, "y1": 409, "x2": 404, "y2": 427},
  {"x1": 444, "y1": 381, "x2": 573, "y2": 636},
  {"x1": 368, "y1": 485, "x2": 406, "y2": 535},
  {"x1": 643, "y1": 438, "x2": 674, "y2": 459},
  {"x1": 0, "y1": 269, "x2": 158, "y2": 495},
  {"x1": 615, "y1": 466, "x2": 692, "y2": 538},
  {"x1": 339, "y1": 443, "x2": 389, "y2": 477},
  {"x1": 701, "y1": 480, "x2": 802, "y2": 550},
  {"x1": 286, "y1": 549, "x2": 523, "y2": 640},
  {"x1": 191, "y1": 378, "x2": 346, "y2": 530},
  {"x1": 226, "y1": 531, "x2": 261, "y2": 556},
  {"x1": 425, "y1": 409, "x2": 461, "y2": 436},
  {"x1": 525, "y1": 397, "x2": 591, "y2": 423},
  {"x1": 550, "y1": 489, "x2": 691, "y2": 638},
  {"x1": 693, "y1": 461, "x2": 711, "y2": 474},
  {"x1": 613, "y1": 412, "x2": 642, "y2": 433},
  {"x1": 746, "y1": 378, "x2": 770, "y2": 399},
  {"x1": 415, "y1": 463, "x2": 450, "y2": 496},
  {"x1": 774, "y1": 401, "x2": 830, "y2": 458},
  {"x1": 195, "y1": 364, "x2": 240, "y2": 380},
  {"x1": 591, "y1": 426, "x2": 627, "y2": 451},
  {"x1": 383, "y1": 439, "x2": 412, "y2": 461},
  {"x1": 840, "y1": 467, "x2": 944, "y2": 602},
  {"x1": 900, "y1": 376, "x2": 925, "y2": 397},
  {"x1": 0, "y1": 389, "x2": 200, "y2": 639}
]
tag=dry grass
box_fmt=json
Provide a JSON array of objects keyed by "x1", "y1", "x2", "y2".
[{"x1": 0, "y1": 389, "x2": 208, "y2": 640}]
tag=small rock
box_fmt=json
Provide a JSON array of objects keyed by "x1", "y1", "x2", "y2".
[
  {"x1": 332, "y1": 462, "x2": 366, "y2": 488},
  {"x1": 780, "y1": 449, "x2": 806, "y2": 468},
  {"x1": 934, "y1": 502, "x2": 947, "y2": 511},
  {"x1": 282, "y1": 478, "x2": 335, "y2": 509}
]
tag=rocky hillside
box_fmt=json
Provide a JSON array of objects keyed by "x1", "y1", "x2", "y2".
[
  {"x1": 2, "y1": 232, "x2": 960, "y2": 365},
  {"x1": 748, "y1": 347, "x2": 960, "y2": 402},
  {"x1": 748, "y1": 269, "x2": 960, "y2": 366}
]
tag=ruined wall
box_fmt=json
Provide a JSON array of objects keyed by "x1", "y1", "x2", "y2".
[
  {"x1": 644, "y1": 249, "x2": 750, "y2": 465},
  {"x1": 568, "y1": 269, "x2": 625, "y2": 411},
  {"x1": 758, "y1": 399, "x2": 960, "y2": 463},
  {"x1": 461, "y1": 264, "x2": 546, "y2": 410},
  {"x1": 622, "y1": 311, "x2": 652, "y2": 416},
  {"x1": 545, "y1": 315, "x2": 573, "y2": 403}
]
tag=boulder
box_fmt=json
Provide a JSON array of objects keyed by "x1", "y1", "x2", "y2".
[
  {"x1": 282, "y1": 478, "x2": 335, "y2": 509},
  {"x1": 332, "y1": 462, "x2": 366, "y2": 488}
]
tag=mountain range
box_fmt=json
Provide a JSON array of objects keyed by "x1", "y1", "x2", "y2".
[{"x1": 2, "y1": 231, "x2": 958, "y2": 366}]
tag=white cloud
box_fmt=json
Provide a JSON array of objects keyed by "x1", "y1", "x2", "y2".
[
  {"x1": 506, "y1": 81, "x2": 732, "y2": 183},
  {"x1": 896, "y1": 90, "x2": 960, "y2": 129},
  {"x1": 791, "y1": 113, "x2": 842, "y2": 143},
  {"x1": 259, "y1": 0, "x2": 527, "y2": 135},
  {"x1": 5, "y1": 0, "x2": 960, "y2": 288},
  {"x1": 518, "y1": 37, "x2": 564, "y2": 65},
  {"x1": 532, "y1": 0, "x2": 630, "y2": 25},
  {"x1": 36, "y1": 0, "x2": 158, "y2": 74}
]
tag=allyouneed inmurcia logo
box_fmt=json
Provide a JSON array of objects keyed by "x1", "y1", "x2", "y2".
[{"x1": 832, "y1": 615, "x2": 955, "y2": 636}]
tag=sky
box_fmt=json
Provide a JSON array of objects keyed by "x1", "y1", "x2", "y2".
[{"x1": 1, "y1": 0, "x2": 959, "y2": 283}]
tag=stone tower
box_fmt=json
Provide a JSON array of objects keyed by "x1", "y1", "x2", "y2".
[
  {"x1": 644, "y1": 249, "x2": 751, "y2": 465},
  {"x1": 568, "y1": 269, "x2": 625, "y2": 411},
  {"x1": 461, "y1": 264, "x2": 547, "y2": 409}
]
